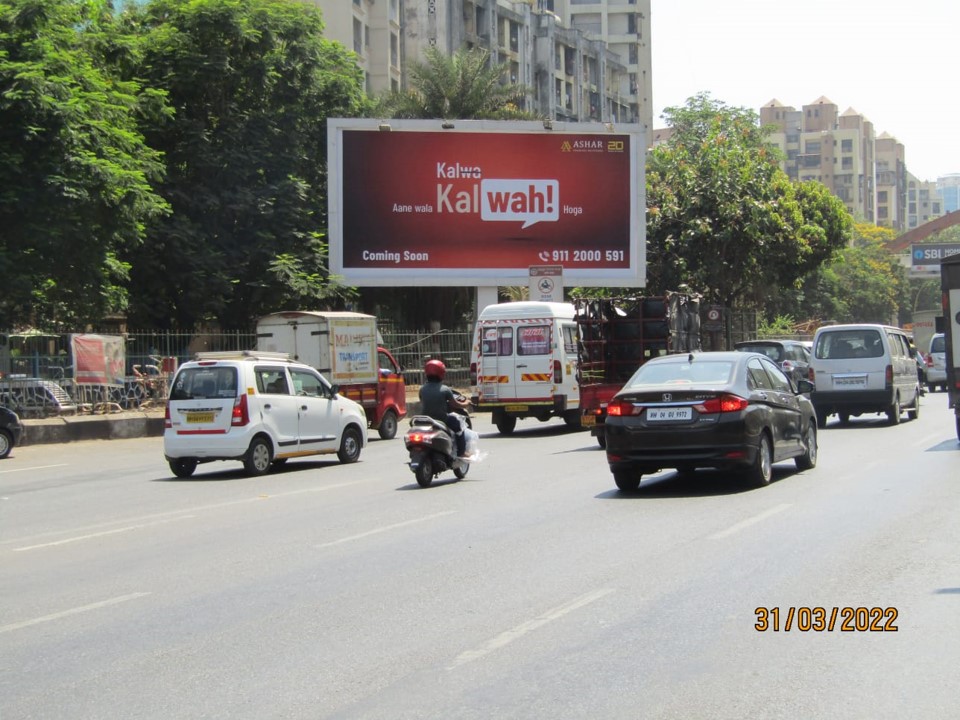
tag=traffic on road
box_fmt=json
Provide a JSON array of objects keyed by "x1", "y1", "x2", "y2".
[{"x1": 3, "y1": 393, "x2": 959, "y2": 719}]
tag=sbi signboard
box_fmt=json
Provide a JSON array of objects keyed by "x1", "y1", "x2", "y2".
[{"x1": 910, "y1": 243, "x2": 960, "y2": 278}]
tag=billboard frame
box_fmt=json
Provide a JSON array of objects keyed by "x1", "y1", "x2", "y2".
[{"x1": 327, "y1": 118, "x2": 645, "y2": 288}]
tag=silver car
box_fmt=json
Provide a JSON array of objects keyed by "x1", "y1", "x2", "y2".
[{"x1": 925, "y1": 333, "x2": 947, "y2": 392}]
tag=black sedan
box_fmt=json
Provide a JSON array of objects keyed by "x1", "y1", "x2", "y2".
[
  {"x1": 604, "y1": 351, "x2": 817, "y2": 491},
  {"x1": 0, "y1": 405, "x2": 24, "y2": 459}
]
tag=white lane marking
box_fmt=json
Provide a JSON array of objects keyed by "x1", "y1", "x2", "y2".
[
  {"x1": 0, "y1": 592, "x2": 151, "y2": 634},
  {"x1": 1, "y1": 480, "x2": 363, "y2": 548},
  {"x1": 450, "y1": 588, "x2": 615, "y2": 669},
  {"x1": 709, "y1": 503, "x2": 792, "y2": 540},
  {"x1": 13, "y1": 515, "x2": 198, "y2": 552},
  {"x1": 0, "y1": 463, "x2": 69, "y2": 474},
  {"x1": 315, "y1": 511, "x2": 456, "y2": 549}
]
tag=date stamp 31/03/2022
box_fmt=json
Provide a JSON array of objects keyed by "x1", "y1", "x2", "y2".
[{"x1": 755, "y1": 607, "x2": 899, "y2": 632}]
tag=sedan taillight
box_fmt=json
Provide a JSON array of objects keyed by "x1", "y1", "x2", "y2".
[
  {"x1": 694, "y1": 394, "x2": 749, "y2": 414},
  {"x1": 607, "y1": 399, "x2": 640, "y2": 416}
]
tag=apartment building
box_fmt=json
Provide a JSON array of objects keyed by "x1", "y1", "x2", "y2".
[
  {"x1": 304, "y1": 0, "x2": 403, "y2": 95},
  {"x1": 938, "y1": 174, "x2": 960, "y2": 214},
  {"x1": 761, "y1": 97, "x2": 880, "y2": 226},
  {"x1": 906, "y1": 174, "x2": 942, "y2": 229},
  {"x1": 310, "y1": 0, "x2": 649, "y2": 127},
  {"x1": 875, "y1": 132, "x2": 905, "y2": 230}
]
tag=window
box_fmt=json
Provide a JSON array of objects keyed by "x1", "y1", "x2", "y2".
[
  {"x1": 257, "y1": 368, "x2": 289, "y2": 395},
  {"x1": 517, "y1": 326, "x2": 550, "y2": 356},
  {"x1": 842, "y1": 157, "x2": 852, "y2": 170},
  {"x1": 747, "y1": 359, "x2": 774, "y2": 390},
  {"x1": 841, "y1": 139, "x2": 853, "y2": 152},
  {"x1": 481, "y1": 327, "x2": 513, "y2": 356},
  {"x1": 290, "y1": 368, "x2": 325, "y2": 397},
  {"x1": 878, "y1": 190, "x2": 888, "y2": 203},
  {"x1": 562, "y1": 325, "x2": 578, "y2": 356}
]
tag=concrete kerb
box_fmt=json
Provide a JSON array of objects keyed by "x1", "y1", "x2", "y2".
[{"x1": 20, "y1": 395, "x2": 426, "y2": 446}]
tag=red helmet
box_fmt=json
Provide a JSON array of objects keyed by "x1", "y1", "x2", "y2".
[{"x1": 424, "y1": 359, "x2": 446, "y2": 380}]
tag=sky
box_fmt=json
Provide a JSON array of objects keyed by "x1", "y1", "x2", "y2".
[{"x1": 651, "y1": 0, "x2": 959, "y2": 182}]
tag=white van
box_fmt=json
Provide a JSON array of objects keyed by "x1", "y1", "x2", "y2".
[
  {"x1": 469, "y1": 301, "x2": 580, "y2": 434},
  {"x1": 809, "y1": 324, "x2": 921, "y2": 427}
]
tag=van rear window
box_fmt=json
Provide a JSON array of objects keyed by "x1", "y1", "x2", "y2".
[
  {"x1": 931, "y1": 335, "x2": 945, "y2": 353},
  {"x1": 815, "y1": 330, "x2": 883, "y2": 360},
  {"x1": 170, "y1": 367, "x2": 239, "y2": 400},
  {"x1": 517, "y1": 326, "x2": 550, "y2": 356}
]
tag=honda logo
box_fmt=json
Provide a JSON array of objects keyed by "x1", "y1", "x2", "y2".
[{"x1": 662, "y1": 393, "x2": 672, "y2": 402}]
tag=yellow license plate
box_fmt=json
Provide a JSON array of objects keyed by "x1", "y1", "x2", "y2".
[
  {"x1": 582, "y1": 414, "x2": 596, "y2": 427},
  {"x1": 187, "y1": 412, "x2": 215, "y2": 423},
  {"x1": 504, "y1": 404, "x2": 528, "y2": 412}
]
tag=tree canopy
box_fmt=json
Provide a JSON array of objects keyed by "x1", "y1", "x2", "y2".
[
  {"x1": 0, "y1": 0, "x2": 167, "y2": 328},
  {"x1": 373, "y1": 46, "x2": 533, "y2": 121},
  {"x1": 645, "y1": 93, "x2": 851, "y2": 310},
  {"x1": 121, "y1": 0, "x2": 368, "y2": 328}
]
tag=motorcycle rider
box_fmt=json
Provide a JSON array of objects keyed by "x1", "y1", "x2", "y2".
[{"x1": 419, "y1": 359, "x2": 471, "y2": 457}]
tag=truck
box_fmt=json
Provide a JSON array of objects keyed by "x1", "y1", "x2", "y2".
[
  {"x1": 255, "y1": 311, "x2": 406, "y2": 439},
  {"x1": 941, "y1": 254, "x2": 960, "y2": 440},
  {"x1": 574, "y1": 293, "x2": 701, "y2": 447}
]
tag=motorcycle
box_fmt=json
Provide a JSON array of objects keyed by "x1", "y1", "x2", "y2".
[{"x1": 404, "y1": 393, "x2": 473, "y2": 488}]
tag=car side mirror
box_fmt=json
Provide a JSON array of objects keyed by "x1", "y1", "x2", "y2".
[
  {"x1": 329, "y1": 384, "x2": 340, "y2": 397},
  {"x1": 796, "y1": 379, "x2": 814, "y2": 394}
]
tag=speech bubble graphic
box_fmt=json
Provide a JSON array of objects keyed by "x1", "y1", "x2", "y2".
[{"x1": 480, "y1": 179, "x2": 559, "y2": 229}]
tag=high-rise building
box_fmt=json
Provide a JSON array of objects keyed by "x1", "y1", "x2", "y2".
[
  {"x1": 761, "y1": 97, "x2": 883, "y2": 227},
  {"x1": 303, "y1": 0, "x2": 403, "y2": 96},
  {"x1": 938, "y1": 174, "x2": 960, "y2": 214},
  {"x1": 876, "y1": 132, "x2": 905, "y2": 230},
  {"x1": 309, "y1": 0, "x2": 650, "y2": 127},
  {"x1": 906, "y1": 174, "x2": 941, "y2": 229}
]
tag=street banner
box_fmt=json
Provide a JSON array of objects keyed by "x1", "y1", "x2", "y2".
[{"x1": 71, "y1": 334, "x2": 125, "y2": 387}]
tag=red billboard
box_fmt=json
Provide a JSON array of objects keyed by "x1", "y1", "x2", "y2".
[{"x1": 328, "y1": 119, "x2": 645, "y2": 287}]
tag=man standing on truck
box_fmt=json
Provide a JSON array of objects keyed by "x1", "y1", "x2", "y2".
[{"x1": 419, "y1": 359, "x2": 471, "y2": 456}]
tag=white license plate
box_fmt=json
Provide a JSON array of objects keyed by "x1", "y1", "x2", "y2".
[
  {"x1": 645, "y1": 407, "x2": 693, "y2": 422},
  {"x1": 834, "y1": 376, "x2": 867, "y2": 388}
]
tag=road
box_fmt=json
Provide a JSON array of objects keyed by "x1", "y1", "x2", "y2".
[{"x1": 2, "y1": 394, "x2": 959, "y2": 719}]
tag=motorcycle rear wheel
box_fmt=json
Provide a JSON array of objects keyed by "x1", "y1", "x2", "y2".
[
  {"x1": 454, "y1": 460, "x2": 470, "y2": 479},
  {"x1": 415, "y1": 455, "x2": 434, "y2": 487}
]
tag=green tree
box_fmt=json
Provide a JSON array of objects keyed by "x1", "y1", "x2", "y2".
[
  {"x1": 123, "y1": 0, "x2": 367, "y2": 329},
  {"x1": 791, "y1": 223, "x2": 906, "y2": 324},
  {"x1": 0, "y1": 0, "x2": 167, "y2": 328},
  {"x1": 374, "y1": 46, "x2": 532, "y2": 121},
  {"x1": 645, "y1": 93, "x2": 849, "y2": 311}
]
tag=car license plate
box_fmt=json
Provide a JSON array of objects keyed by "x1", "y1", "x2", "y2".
[
  {"x1": 645, "y1": 407, "x2": 692, "y2": 422},
  {"x1": 186, "y1": 412, "x2": 215, "y2": 423},
  {"x1": 504, "y1": 404, "x2": 528, "y2": 412},
  {"x1": 834, "y1": 375, "x2": 867, "y2": 388},
  {"x1": 582, "y1": 414, "x2": 596, "y2": 427}
]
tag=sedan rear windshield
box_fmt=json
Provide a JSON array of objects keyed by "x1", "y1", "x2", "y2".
[
  {"x1": 625, "y1": 360, "x2": 735, "y2": 388},
  {"x1": 736, "y1": 344, "x2": 784, "y2": 362},
  {"x1": 170, "y1": 367, "x2": 239, "y2": 400}
]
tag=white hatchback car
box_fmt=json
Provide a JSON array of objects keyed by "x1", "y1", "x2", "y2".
[{"x1": 164, "y1": 351, "x2": 367, "y2": 478}]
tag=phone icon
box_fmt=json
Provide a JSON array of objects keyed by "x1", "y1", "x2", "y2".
[{"x1": 538, "y1": 251, "x2": 550, "y2": 262}]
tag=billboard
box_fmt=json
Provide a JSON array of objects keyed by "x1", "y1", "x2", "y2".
[
  {"x1": 71, "y1": 334, "x2": 126, "y2": 387},
  {"x1": 909, "y1": 243, "x2": 960, "y2": 278},
  {"x1": 327, "y1": 119, "x2": 645, "y2": 287}
]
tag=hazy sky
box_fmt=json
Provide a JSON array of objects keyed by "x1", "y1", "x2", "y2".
[{"x1": 651, "y1": 0, "x2": 958, "y2": 182}]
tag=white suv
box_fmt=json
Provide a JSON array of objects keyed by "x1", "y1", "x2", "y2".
[{"x1": 164, "y1": 352, "x2": 367, "y2": 478}]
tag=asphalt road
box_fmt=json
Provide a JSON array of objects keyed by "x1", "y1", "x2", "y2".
[{"x1": 2, "y1": 394, "x2": 959, "y2": 719}]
